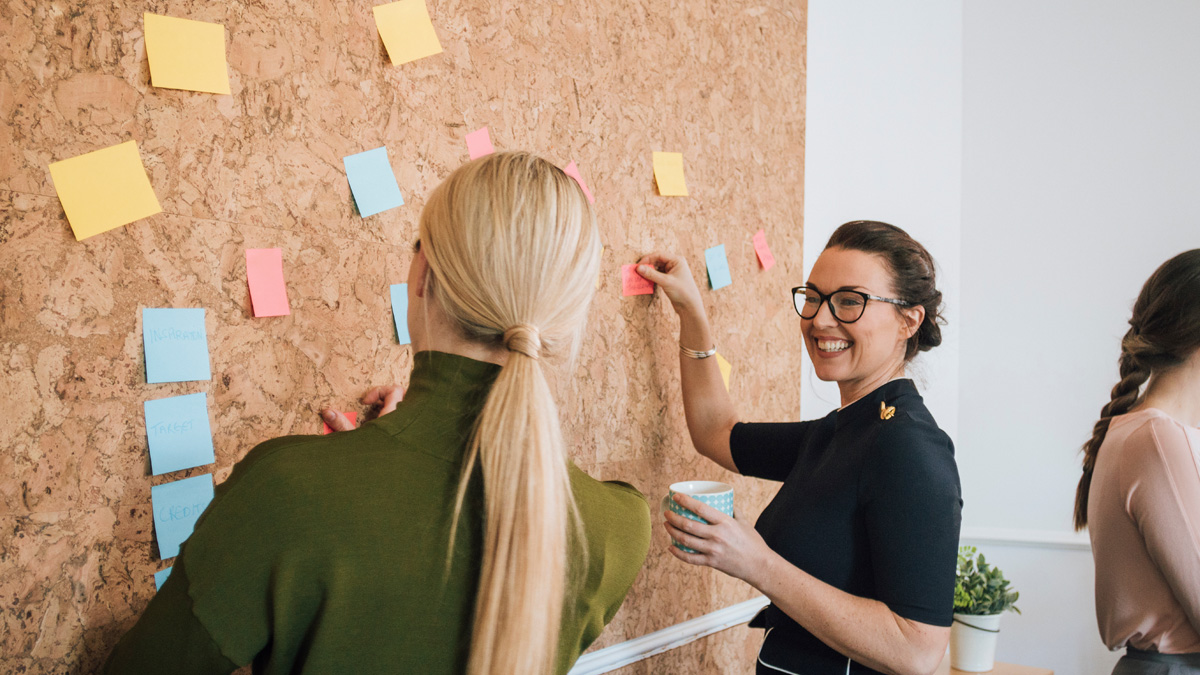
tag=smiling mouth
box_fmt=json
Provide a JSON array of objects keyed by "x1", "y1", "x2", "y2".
[{"x1": 816, "y1": 339, "x2": 852, "y2": 353}]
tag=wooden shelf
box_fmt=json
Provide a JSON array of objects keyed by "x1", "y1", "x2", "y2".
[{"x1": 935, "y1": 654, "x2": 1053, "y2": 675}]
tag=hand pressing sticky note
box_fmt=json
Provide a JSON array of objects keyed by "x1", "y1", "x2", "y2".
[
  {"x1": 466, "y1": 127, "x2": 494, "y2": 160},
  {"x1": 143, "y1": 308, "x2": 212, "y2": 384},
  {"x1": 145, "y1": 392, "x2": 215, "y2": 475},
  {"x1": 144, "y1": 13, "x2": 231, "y2": 95},
  {"x1": 753, "y1": 229, "x2": 776, "y2": 270},
  {"x1": 48, "y1": 140, "x2": 162, "y2": 241},
  {"x1": 390, "y1": 283, "x2": 411, "y2": 344},
  {"x1": 622, "y1": 264, "x2": 655, "y2": 296},
  {"x1": 373, "y1": 0, "x2": 443, "y2": 66},
  {"x1": 344, "y1": 147, "x2": 404, "y2": 218},
  {"x1": 246, "y1": 248, "x2": 291, "y2": 317},
  {"x1": 154, "y1": 567, "x2": 173, "y2": 591},
  {"x1": 652, "y1": 151, "x2": 688, "y2": 197},
  {"x1": 716, "y1": 353, "x2": 732, "y2": 392},
  {"x1": 322, "y1": 411, "x2": 358, "y2": 435},
  {"x1": 705, "y1": 244, "x2": 732, "y2": 290},
  {"x1": 563, "y1": 161, "x2": 595, "y2": 204},
  {"x1": 151, "y1": 473, "x2": 214, "y2": 560}
]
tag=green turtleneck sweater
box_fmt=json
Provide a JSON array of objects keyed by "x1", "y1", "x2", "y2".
[{"x1": 105, "y1": 351, "x2": 651, "y2": 675}]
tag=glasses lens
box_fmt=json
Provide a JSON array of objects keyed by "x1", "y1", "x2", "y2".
[
  {"x1": 795, "y1": 288, "x2": 821, "y2": 318},
  {"x1": 830, "y1": 291, "x2": 867, "y2": 322}
]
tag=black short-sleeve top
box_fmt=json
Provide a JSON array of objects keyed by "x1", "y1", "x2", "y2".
[{"x1": 731, "y1": 378, "x2": 962, "y2": 675}]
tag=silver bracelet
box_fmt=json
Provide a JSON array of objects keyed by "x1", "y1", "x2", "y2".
[{"x1": 680, "y1": 343, "x2": 717, "y2": 359}]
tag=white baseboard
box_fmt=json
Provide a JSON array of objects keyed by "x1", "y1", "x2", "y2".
[
  {"x1": 960, "y1": 526, "x2": 1091, "y2": 551},
  {"x1": 568, "y1": 596, "x2": 770, "y2": 675}
]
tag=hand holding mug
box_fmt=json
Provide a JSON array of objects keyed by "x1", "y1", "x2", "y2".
[{"x1": 663, "y1": 489, "x2": 774, "y2": 586}]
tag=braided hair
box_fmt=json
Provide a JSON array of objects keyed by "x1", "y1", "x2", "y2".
[{"x1": 1074, "y1": 249, "x2": 1200, "y2": 530}]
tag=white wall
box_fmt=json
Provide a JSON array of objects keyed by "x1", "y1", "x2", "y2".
[
  {"x1": 809, "y1": 2, "x2": 1200, "y2": 674},
  {"x1": 803, "y1": 0, "x2": 963, "y2": 438}
]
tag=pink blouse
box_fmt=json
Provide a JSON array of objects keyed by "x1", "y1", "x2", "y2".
[{"x1": 1089, "y1": 408, "x2": 1200, "y2": 653}]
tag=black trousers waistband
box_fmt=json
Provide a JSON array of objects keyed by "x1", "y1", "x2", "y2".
[{"x1": 1127, "y1": 648, "x2": 1200, "y2": 667}]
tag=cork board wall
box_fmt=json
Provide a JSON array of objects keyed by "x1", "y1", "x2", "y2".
[{"x1": 0, "y1": 0, "x2": 807, "y2": 672}]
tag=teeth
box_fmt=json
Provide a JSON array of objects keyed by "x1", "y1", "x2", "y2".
[{"x1": 817, "y1": 340, "x2": 851, "y2": 352}]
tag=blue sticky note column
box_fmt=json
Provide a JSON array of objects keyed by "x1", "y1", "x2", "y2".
[
  {"x1": 151, "y1": 473, "x2": 214, "y2": 560},
  {"x1": 142, "y1": 308, "x2": 212, "y2": 383},
  {"x1": 154, "y1": 567, "x2": 173, "y2": 591},
  {"x1": 145, "y1": 392, "x2": 215, "y2": 475},
  {"x1": 705, "y1": 244, "x2": 733, "y2": 290},
  {"x1": 344, "y1": 147, "x2": 405, "y2": 217},
  {"x1": 390, "y1": 283, "x2": 410, "y2": 345}
]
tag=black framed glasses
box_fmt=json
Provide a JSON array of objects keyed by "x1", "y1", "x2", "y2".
[{"x1": 792, "y1": 285, "x2": 912, "y2": 323}]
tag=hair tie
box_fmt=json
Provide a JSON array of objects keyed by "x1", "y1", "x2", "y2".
[{"x1": 503, "y1": 324, "x2": 542, "y2": 360}]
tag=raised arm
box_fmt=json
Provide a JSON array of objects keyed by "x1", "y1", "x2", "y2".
[{"x1": 636, "y1": 253, "x2": 740, "y2": 473}]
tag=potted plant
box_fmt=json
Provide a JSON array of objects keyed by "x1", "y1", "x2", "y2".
[{"x1": 950, "y1": 546, "x2": 1021, "y2": 672}]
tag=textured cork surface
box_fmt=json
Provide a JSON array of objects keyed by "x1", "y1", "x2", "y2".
[{"x1": 0, "y1": 0, "x2": 807, "y2": 672}]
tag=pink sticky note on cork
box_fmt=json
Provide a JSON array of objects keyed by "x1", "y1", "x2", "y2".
[
  {"x1": 752, "y1": 229, "x2": 776, "y2": 270},
  {"x1": 622, "y1": 264, "x2": 655, "y2": 296},
  {"x1": 465, "y1": 127, "x2": 494, "y2": 160},
  {"x1": 563, "y1": 161, "x2": 595, "y2": 204},
  {"x1": 245, "y1": 248, "x2": 291, "y2": 317},
  {"x1": 322, "y1": 411, "x2": 358, "y2": 434}
]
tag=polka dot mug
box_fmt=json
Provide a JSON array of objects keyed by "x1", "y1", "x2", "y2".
[{"x1": 661, "y1": 481, "x2": 735, "y2": 553}]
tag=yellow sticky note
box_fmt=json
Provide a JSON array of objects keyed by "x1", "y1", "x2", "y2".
[
  {"x1": 716, "y1": 353, "x2": 731, "y2": 392},
  {"x1": 373, "y1": 0, "x2": 444, "y2": 66},
  {"x1": 144, "y1": 13, "x2": 231, "y2": 95},
  {"x1": 48, "y1": 141, "x2": 162, "y2": 241},
  {"x1": 653, "y1": 151, "x2": 688, "y2": 196}
]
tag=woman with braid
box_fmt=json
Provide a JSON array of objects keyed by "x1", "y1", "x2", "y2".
[
  {"x1": 105, "y1": 152, "x2": 652, "y2": 675},
  {"x1": 1077, "y1": 250, "x2": 1200, "y2": 675}
]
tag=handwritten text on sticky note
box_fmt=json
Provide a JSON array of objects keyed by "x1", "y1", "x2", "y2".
[
  {"x1": 753, "y1": 229, "x2": 776, "y2": 270},
  {"x1": 48, "y1": 140, "x2": 163, "y2": 241},
  {"x1": 245, "y1": 248, "x2": 291, "y2": 317},
  {"x1": 622, "y1": 264, "x2": 655, "y2": 296},
  {"x1": 373, "y1": 0, "x2": 443, "y2": 66},
  {"x1": 151, "y1": 473, "x2": 214, "y2": 560},
  {"x1": 145, "y1": 392, "x2": 215, "y2": 475},
  {"x1": 652, "y1": 152, "x2": 688, "y2": 197},
  {"x1": 143, "y1": 308, "x2": 212, "y2": 384},
  {"x1": 144, "y1": 13, "x2": 231, "y2": 95},
  {"x1": 705, "y1": 244, "x2": 732, "y2": 290}
]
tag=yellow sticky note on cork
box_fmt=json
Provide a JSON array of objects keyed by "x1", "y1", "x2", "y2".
[
  {"x1": 144, "y1": 13, "x2": 231, "y2": 95},
  {"x1": 373, "y1": 0, "x2": 444, "y2": 66},
  {"x1": 716, "y1": 353, "x2": 732, "y2": 392},
  {"x1": 653, "y1": 151, "x2": 688, "y2": 196},
  {"x1": 48, "y1": 140, "x2": 163, "y2": 240}
]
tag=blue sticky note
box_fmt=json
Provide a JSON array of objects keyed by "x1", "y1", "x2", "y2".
[
  {"x1": 151, "y1": 473, "x2": 214, "y2": 560},
  {"x1": 145, "y1": 392, "x2": 215, "y2": 475},
  {"x1": 154, "y1": 566, "x2": 173, "y2": 591},
  {"x1": 390, "y1": 283, "x2": 410, "y2": 345},
  {"x1": 344, "y1": 147, "x2": 404, "y2": 217},
  {"x1": 142, "y1": 308, "x2": 211, "y2": 383},
  {"x1": 705, "y1": 244, "x2": 732, "y2": 290}
]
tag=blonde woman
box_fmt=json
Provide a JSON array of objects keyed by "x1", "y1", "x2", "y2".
[{"x1": 105, "y1": 152, "x2": 652, "y2": 675}]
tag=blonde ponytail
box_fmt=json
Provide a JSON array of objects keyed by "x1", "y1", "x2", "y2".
[{"x1": 419, "y1": 152, "x2": 600, "y2": 675}]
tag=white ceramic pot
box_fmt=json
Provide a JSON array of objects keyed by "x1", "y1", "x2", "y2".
[{"x1": 950, "y1": 613, "x2": 1002, "y2": 672}]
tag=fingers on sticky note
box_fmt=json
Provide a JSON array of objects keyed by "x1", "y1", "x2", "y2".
[
  {"x1": 705, "y1": 244, "x2": 732, "y2": 290},
  {"x1": 144, "y1": 13, "x2": 231, "y2": 95},
  {"x1": 151, "y1": 474, "x2": 214, "y2": 559},
  {"x1": 373, "y1": 0, "x2": 443, "y2": 66},
  {"x1": 145, "y1": 392, "x2": 215, "y2": 475},
  {"x1": 246, "y1": 248, "x2": 291, "y2": 317},
  {"x1": 753, "y1": 229, "x2": 776, "y2": 270},
  {"x1": 466, "y1": 127, "x2": 495, "y2": 160},
  {"x1": 622, "y1": 264, "x2": 655, "y2": 296},
  {"x1": 652, "y1": 151, "x2": 688, "y2": 197},
  {"x1": 322, "y1": 411, "x2": 358, "y2": 434},
  {"x1": 48, "y1": 140, "x2": 162, "y2": 240},
  {"x1": 563, "y1": 161, "x2": 595, "y2": 204},
  {"x1": 344, "y1": 147, "x2": 405, "y2": 217},
  {"x1": 143, "y1": 308, "x2": 212, "y2": 384},
  {"x1": 390, "y1": 284, "x2": 411, "y2": 345}
]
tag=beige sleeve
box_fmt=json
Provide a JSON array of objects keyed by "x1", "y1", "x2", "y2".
[{"x1": 1126, "y1": 418, "x2": 1200, "y2": 634}]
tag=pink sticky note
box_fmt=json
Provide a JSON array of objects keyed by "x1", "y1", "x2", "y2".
[
  {"x1": 245, "y1": 248, "x2": 291, "y2": 317},
  {"x1": 752, "y1": 229, "x2": 776, "y2": 270},
  {"x1": 622, "y1": 264, "x2": 655, "y2": 296},
  {"x1": 563, "y1": 161, "x2": 595, "y2": 204},
  {"x1": 465, "y1": 127, "x2": 494, "y2": 160},
  {"x1": 322, "y1": 411, "x2": 358, "y2": 434}
]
